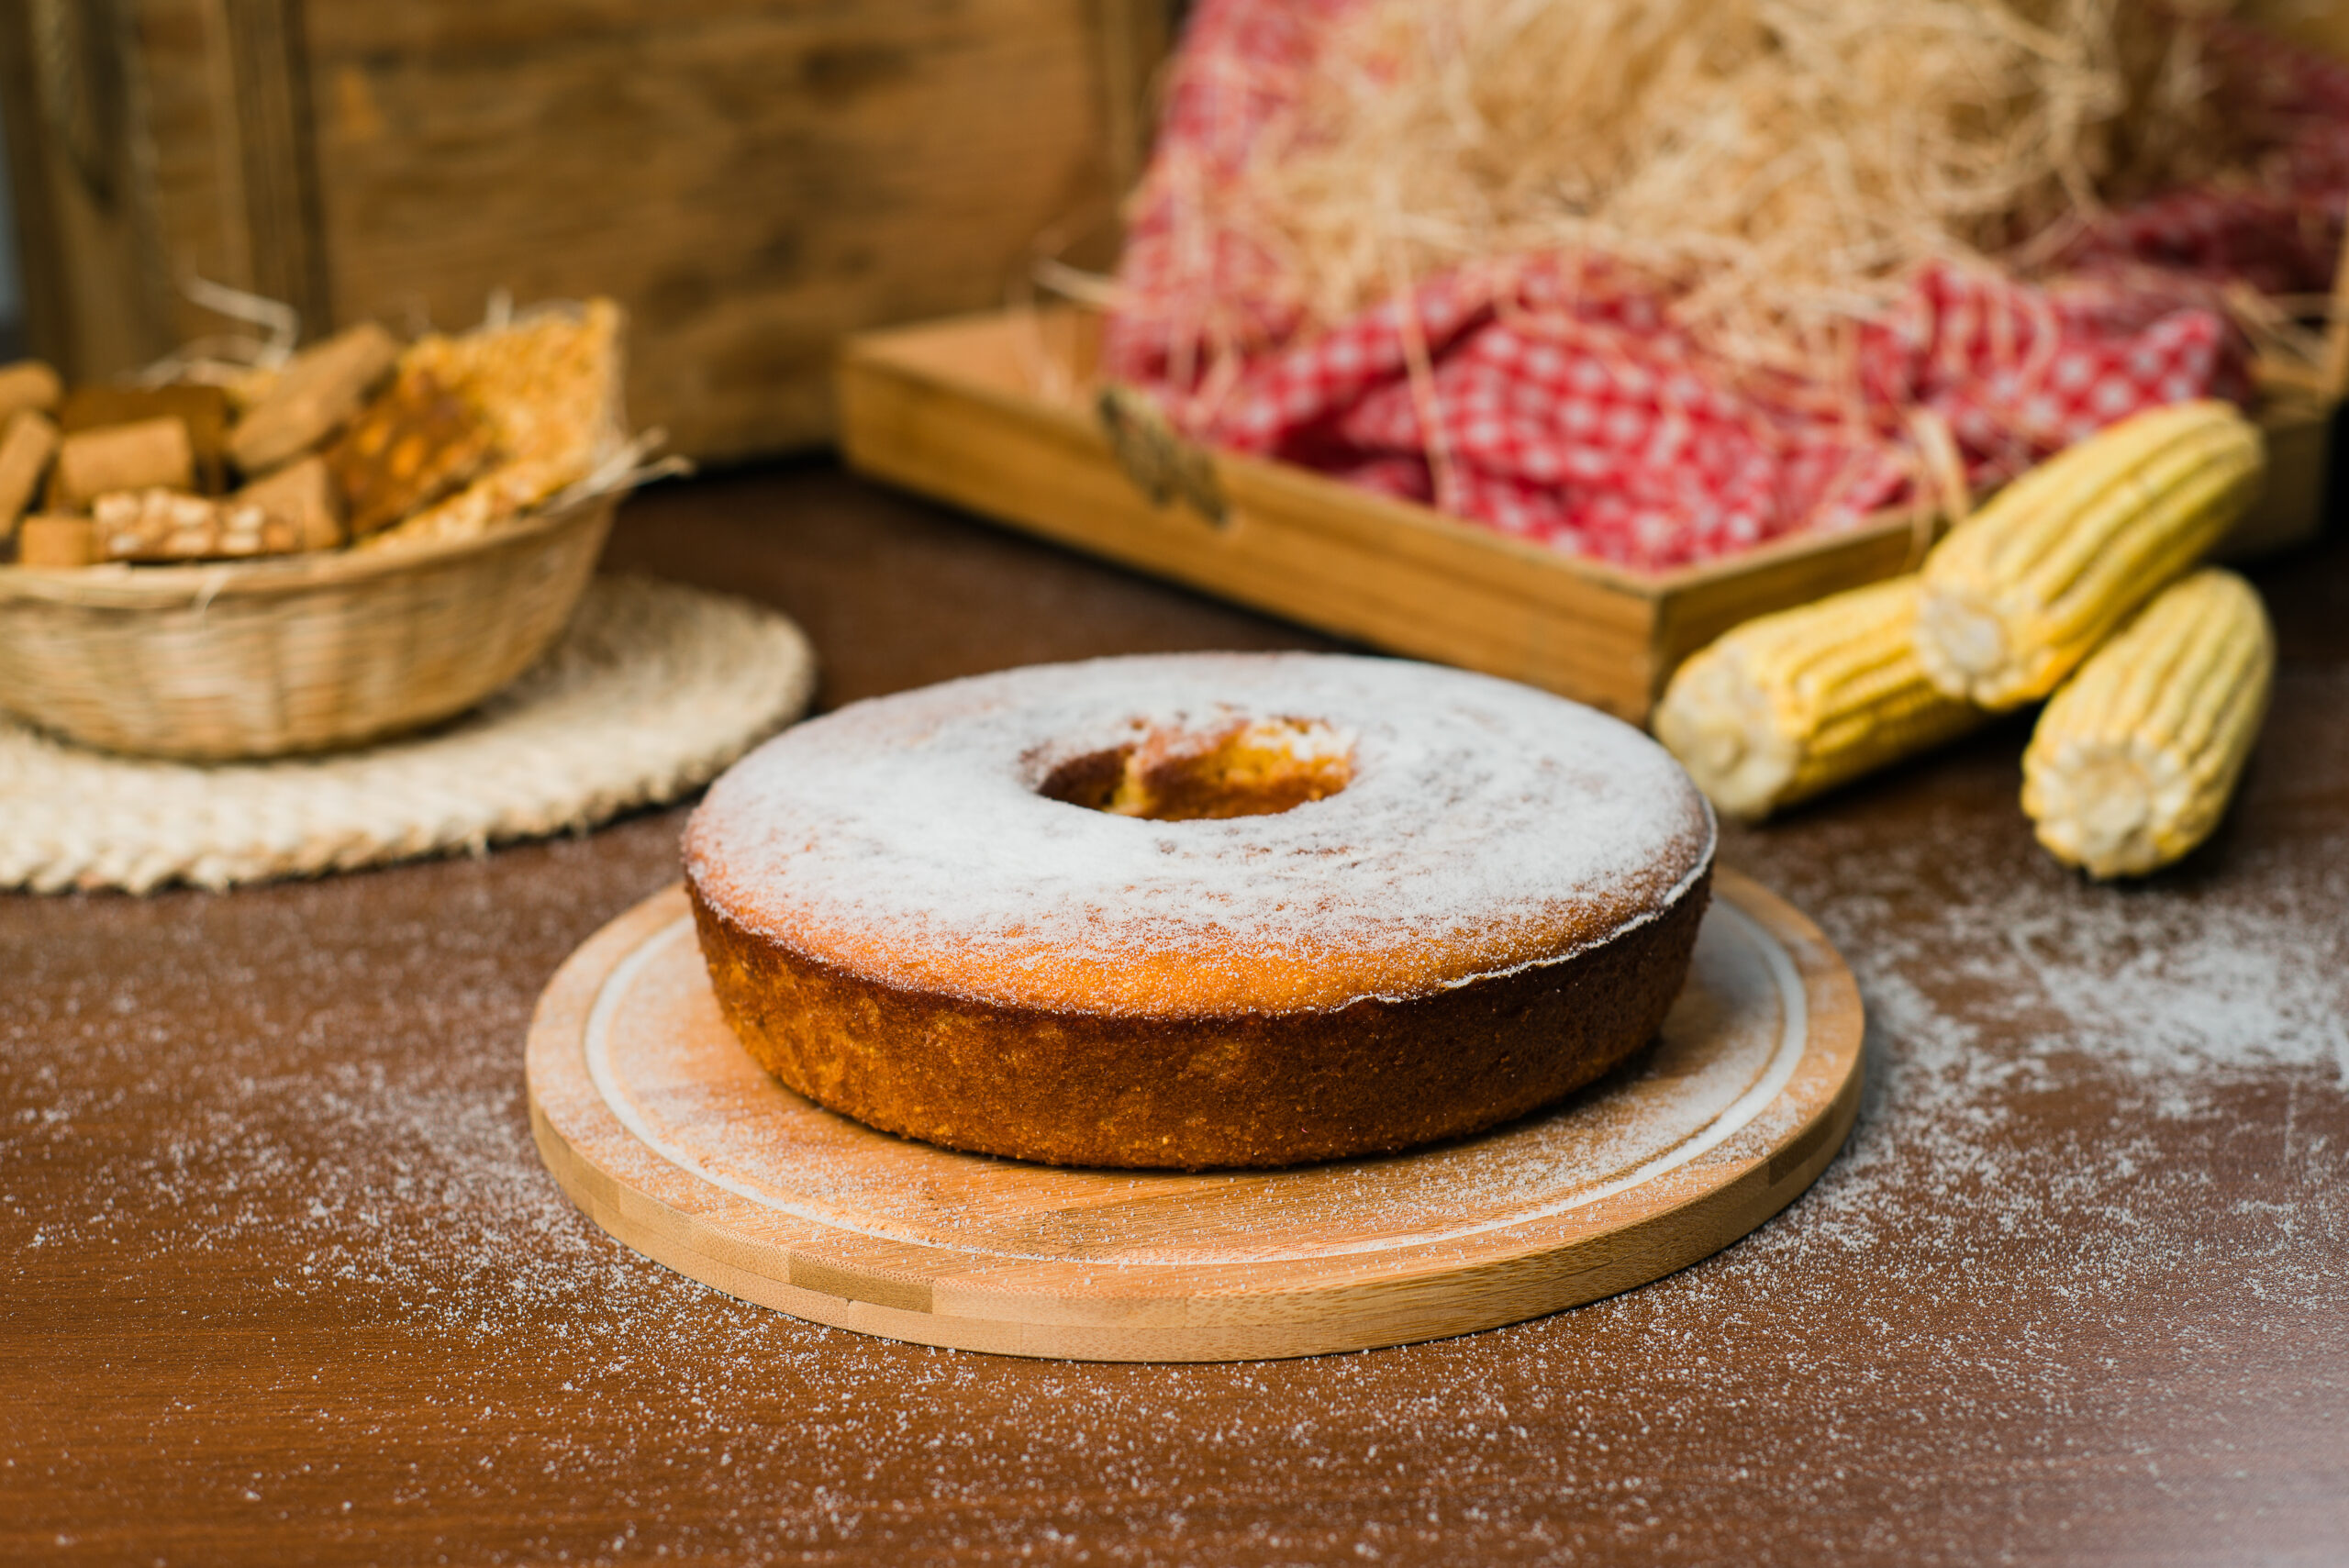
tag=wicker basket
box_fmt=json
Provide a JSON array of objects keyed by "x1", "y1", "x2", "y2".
[{"x1": 0, "y1": 495, "x2": 615, "y2": 760}]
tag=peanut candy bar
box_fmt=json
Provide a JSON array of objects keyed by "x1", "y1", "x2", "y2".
[
  {"x1": 0, "y1": 360, "x2": 61, "y2": 427},
  {"x1": 17, "y1": 514, "x2": 97, "y2": 568},
  {"x1": 362, "y1": 299, "x2": 622, "y2": 550},
  {"x1": 228, "y1": 321, "x2": 400, "y2": 474},
  {"x1": 234, "y1": 455, "x2": 344, "y2": 551},
  {"x1": 327, "y1": 367, "x2": 493, "y2": 539},
  {"x1": 61, "y1": 384, "x2": 233, "y2": 494},
  {"x1": 94, "y1": 488, "x2": 300, "y2": 562},
  {"x1": 0, "y1": 410, "x2": 60, "y2": 539},
  {"x1": 51, "y1": 417, "x2": 195, "y2": 510}
]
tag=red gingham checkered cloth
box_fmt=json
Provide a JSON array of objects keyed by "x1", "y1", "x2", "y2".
[{"x1": 1105, "y1": 3, "x2": 2349, "y2": 571}]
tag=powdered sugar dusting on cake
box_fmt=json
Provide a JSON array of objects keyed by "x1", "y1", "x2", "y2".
[{"x1": 685, "y1": 653, "x2": 1713, "y2": 1013}]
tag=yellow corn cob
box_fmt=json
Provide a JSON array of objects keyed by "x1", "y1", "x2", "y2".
[
  {"x1": 1914, "y1": 400, "x2": 2263, "y2": 710},
  {"x1": 1655, "y1": 576, "x2": 1985, "y2": 819},
  {"x1": 2021, "y1": 567, "x2": 2273, "y2": 879}
]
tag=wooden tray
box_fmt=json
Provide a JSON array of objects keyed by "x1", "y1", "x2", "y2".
[
  {"x1": 838, "y1": 306, "x2": 2339, "y2": 725},
  {"x1": 527, "y1": 869, "x2": 1864, "y2": 1362}
]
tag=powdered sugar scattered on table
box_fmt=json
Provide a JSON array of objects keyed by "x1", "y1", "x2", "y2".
[{"x1": 5, "y1": 738, "x2": 2343, "y2": 1562}]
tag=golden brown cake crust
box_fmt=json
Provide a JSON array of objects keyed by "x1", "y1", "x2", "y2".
[{"x1": 689, "y1": 866, "x2": 1711, "y2": 1171}]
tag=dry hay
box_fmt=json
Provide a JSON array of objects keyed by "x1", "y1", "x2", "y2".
[{"x1": 1153, "y1": 0, "x2": 2263, "y2": 376}]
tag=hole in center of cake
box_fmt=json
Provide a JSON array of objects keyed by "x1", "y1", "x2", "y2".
[{"x1": 1038, "y1": 717, "x2": 1354, "y2": 821}]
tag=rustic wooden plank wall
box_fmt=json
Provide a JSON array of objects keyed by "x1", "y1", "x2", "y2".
[{"x1": 302, "y1": 2, "x2": 1162, "y2": 457}]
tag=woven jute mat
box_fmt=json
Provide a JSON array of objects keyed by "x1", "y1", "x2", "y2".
[{"x1": 0, "y1": 576, "x2": 816, "y2": 894}]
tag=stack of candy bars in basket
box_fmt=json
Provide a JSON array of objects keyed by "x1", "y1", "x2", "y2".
[{"x1": 0, "y1": 299, "x2": 621, "y2": 569}]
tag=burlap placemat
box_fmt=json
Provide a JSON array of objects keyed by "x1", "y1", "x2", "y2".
[{"x1": 0, "y1": 576, "x2": 816, "y2": 894}]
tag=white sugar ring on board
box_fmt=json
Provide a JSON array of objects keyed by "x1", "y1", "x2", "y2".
[{"x1": 683, "y1": 652, "x2": 1717, "y2": 1170}]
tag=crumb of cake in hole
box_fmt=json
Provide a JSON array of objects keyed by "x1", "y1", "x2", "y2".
[{"x1": 1037, "y1": 716, "x2": 1353, "y2": 821}]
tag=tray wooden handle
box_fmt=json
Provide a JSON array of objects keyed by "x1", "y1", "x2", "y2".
[{"x1": 1097, "y1": 384, "x2": 1228, "y2": 526}]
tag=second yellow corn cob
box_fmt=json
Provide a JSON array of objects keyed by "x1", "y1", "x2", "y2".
[
  {"x1": 2021, "y1": 567, "x2": 2274, "y2": 879},
  {"x1": 1914, "y1": 400, "x2": 2263, "y2": 710},
  {"x1": 1655, "y1": 576, "x2": 1984, "y2": 819}
]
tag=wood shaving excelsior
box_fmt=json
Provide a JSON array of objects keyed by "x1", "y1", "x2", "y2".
[{"x1": 1140, "y1": 0, "x2": 2259, "y2": 383}]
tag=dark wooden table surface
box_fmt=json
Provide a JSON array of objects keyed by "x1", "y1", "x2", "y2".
[{"x1": 6, "y1": 463, "x2": 2345, "y2": 1566}]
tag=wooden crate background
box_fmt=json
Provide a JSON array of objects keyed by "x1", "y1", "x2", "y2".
[{"x1": 0, "y1": 0, "x2": 1170, "y2": 461}]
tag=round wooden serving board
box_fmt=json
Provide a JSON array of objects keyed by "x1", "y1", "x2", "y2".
[{"x1": 527, "y1": 869, "x2": 1863, "y2": 1362}]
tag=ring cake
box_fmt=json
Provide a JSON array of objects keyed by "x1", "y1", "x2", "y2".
[{"x1": 684, "y1": 652, "x2": 1716, "y2": 1169}]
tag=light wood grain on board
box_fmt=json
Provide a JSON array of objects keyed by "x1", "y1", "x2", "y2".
[{"x1": 527, "y1": 869, "x2": 1865, "y2": 1362}]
